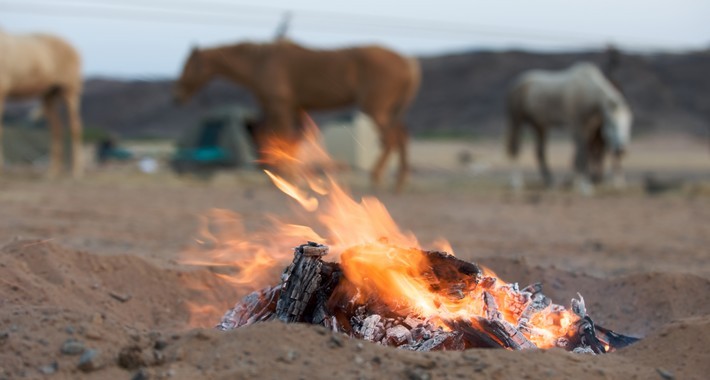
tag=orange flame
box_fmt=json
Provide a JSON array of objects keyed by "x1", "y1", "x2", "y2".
[{"x1": 182, "y1": 118, "x2": 579, "y2": 346}]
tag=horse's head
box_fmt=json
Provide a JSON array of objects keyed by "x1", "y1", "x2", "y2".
[
  {"x1": 174, "y1": 47, "x2": 212, "y2": 105},
  {"x1": 601, "y1": 99, "x2": 632, "y2": 154}
]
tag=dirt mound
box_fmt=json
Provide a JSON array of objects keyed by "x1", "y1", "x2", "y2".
[
  {"x1": 0, "y1": 239, "x2": 240, "y2": 378},
  {"x1": 1, "y1": 240, "x2": 708, "y2": 379}
]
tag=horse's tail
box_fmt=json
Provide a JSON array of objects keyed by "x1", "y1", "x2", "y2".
[
  {"x1": 506, "y1": 79, "x2": 527, "y2": 159},
  {"x1": 399, "y1": 57, "x2": 421, "y2": 120}
]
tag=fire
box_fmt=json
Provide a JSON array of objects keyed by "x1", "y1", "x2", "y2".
[{"x1": 183, "y1": 119, "x2": 580, "y2": 346}]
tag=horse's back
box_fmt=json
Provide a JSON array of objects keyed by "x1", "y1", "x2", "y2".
[
  {"x1": 511, "y1": 62, "x2": 622, "y2": 124},
  {"x1": 0, "y1": 32, "x2": 81, "y2": 97},
  {"x1": 267, "y1": 42, "x2": 417, "y2": 110}
]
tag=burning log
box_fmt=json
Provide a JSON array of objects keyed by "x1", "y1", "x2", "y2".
[
  {"x1": 217, "y1": 242, "x2": 639, "y2": 353},
  {"x1": 275, "y1": 242, "x2": 328, "y2": 323}
]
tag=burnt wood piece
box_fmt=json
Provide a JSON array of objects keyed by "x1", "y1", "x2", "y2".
[
  {"x1": 593, "y1": 324, "x2": 641, "y2": 350},
  {"x1": 522, "y1": 282, "x2": 543, "y2": 295},
  {"x1": 275, "y1": 242, "x2": 328, "y2": 323},
  {"x1": 490, "y1": 319, "x2": 537, "y2": 349},
  {"x1": 217, "y1": 284, "x2": 281, "y2": 330},
  {"x1": 386, "y1": 325, "x2": 412, "y2": 346},
  {"x1": 517, "y1": 293, "x2": 551, "y2": 330},
  {"x1": 445, "y1": 319, "x2": 504, "y2": 349},
  {"x1": 357, "y1": 314, "x2": 385, "y2": 342},
  {"x1": 483, "y1": 291, "x2": 502, "y2": 320}
]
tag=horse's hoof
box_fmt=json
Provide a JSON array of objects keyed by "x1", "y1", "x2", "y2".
[{"x1": 574, "y1": 178, "x2": 595, "y2": 196}]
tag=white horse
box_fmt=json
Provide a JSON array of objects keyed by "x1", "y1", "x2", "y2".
[
  {"x1": 506, "y1": 62, "x2": 632, "y2": 193},
  {"x1": 0, "y1": 30, "x2": 84, "y2": 177}
]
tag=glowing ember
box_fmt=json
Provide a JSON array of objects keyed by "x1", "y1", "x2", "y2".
[{"x1": 182, "y1": 119, "x2": 637, "y2": 352}]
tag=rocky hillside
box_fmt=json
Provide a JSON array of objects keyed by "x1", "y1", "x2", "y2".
[{"x1": 5, "y1": 49, "x2": 709, "y2": 139}]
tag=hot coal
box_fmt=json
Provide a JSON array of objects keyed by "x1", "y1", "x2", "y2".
[{"x1": 218, "y1": 242, "x2": 640, "y2": 353}]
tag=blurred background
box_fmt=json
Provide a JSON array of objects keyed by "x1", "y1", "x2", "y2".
[{"x1": 2, "y1": 1, "x2": 708, "y2": 185}]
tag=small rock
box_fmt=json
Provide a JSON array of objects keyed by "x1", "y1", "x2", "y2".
[
  {"x1": 153, "y1": 350, "x2": 165, "y2": 365},
  {"x1": 154, "y1": 339, "x2": 168, "y2": 350},
  {"x1": 277, "y1": 350, "x2": 299, "y2": 363},
  {"x1": 355, "y1": 342, "x2": 364, "y2": 351},
  {"x1": 132, "y1": 368, "x2": 150, "y2": 380},
  {"x1": 194, "y1": 330, "x2": 212, "y2": 341},
  {"x1": 64, "y1": 326, "x2": 75, "y2": 335},
  {"x1": 118, "y1": 345, "x2": 146, "y2": 369},
  {"x1": 60, "y1": 339, "x2": 85, "y2": 355},
  {"x1": 656, "y1": 368, "x2": 674, "y2": 380},
  {"x1": 84, "y1": 327, "x2": 103, "y2": 341},
  {"x1": 405, "y1": 367, "x2": 431, "y2": 380},
  {"x1": 353, "y1": 355, "x2": 365, "y2": 365},
  {"x1": 38, "y1": 362, "x2": 58, "y2": 375},
  {"x1": 77, "y1": 349, "x2": 101, "y2": 372},
  {"x1": 108, "y1": 291, "x2": 132, "y2": 303},
  {"x1": 328, "y1": 335, "x2": 344, "y2": 348}
]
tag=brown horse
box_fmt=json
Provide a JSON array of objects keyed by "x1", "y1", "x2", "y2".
[
  {"x1": 0, "y1": 30, "x2": 84, "y2": 177},
  {"x1": 506, "y1": 62, "x2": 632, "y2": 194},
  {"x1": 174, "y1": 40, "x2": 420, "y2": 191}
]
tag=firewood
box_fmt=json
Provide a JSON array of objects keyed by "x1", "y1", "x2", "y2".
[
  {"x1": 275, "y1": 242, "x2": 327, "y2": 323},
  {"x1": 217, "y1": 242, "x2": 640, "y2": 353}
]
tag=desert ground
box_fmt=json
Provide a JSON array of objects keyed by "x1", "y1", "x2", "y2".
[{"x1": 0, "y1": 136, "x2": 709, "y2": 379}]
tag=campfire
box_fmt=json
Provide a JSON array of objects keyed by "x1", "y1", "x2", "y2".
[{"x1": 184, "y1": 119, "x2": 639, "y2": 354}]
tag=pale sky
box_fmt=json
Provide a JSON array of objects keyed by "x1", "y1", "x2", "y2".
[{"x1": 2, "y1": 0, "x2": 709, "y2": 77}]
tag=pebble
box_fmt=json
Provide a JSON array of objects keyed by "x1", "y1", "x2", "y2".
[
  {"x1": 656, "y1": 368, "x2": 675, "y2": 380},
  {"x1": 60, "y1": 339, "x2": 85, "y2": 355},
  {"x1": 77, "y1": 349, "x2": 101, "y2": 372},
  {"x1": 64, "y1": 326, "x2": 75, "y2": 335},
  {"x1": 154, "y1": 339, "x2": 168, "y2": 350},
  {"x1": 328, "y1": 335, "x2": 344, "y2": 348},
  {"x1": 118, "y1": 345, "x2": 146, "y2": 369},
  {"x1": 132, "y1": 368, "x2": 150, "y2": 380},
  {"x1": 405, "y1": 367, "x2": 431, "y2": 380},
  {"x1": 38, "y1": 362, "x2": 58, "y2": 375},
  {"x1": 277, "y1": 350, "x2": 299, "y2": 363}
]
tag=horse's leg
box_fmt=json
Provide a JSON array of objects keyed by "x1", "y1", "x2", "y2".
[
  {"x1": 532, "y1": 123, "x2": 553, "y2": 187},
  {"x1": 63, "y1": 91, "x2": 84, "y2": 179},
  {"x1": 506, "y1": 116, "x2": 525, "y2": 191},
  {"x1": 572, "y1": 129, "x2": 594, "y2": 196},
  {"x1": 611, "y1": 150, "x2": 626, "y2": 189},
  {"x1": 394, "y1": 122, "x2": 409, "y2": 194},
  {"x1": 44, "y1": 93, "x2": 64, "y2": 177},
  {"x1": 0, "y1": 97, "x2": 5, "y2": 174},
  {"x1": 366, "y1": 110, "x2": 396, "y2": 190},
  {"x1": 587, "y1": 128, "x2": 605, "y2": 185}
]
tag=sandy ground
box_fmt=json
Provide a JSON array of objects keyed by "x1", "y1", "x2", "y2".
[{"x1": 0, "y1": 137, "x2": 709, "y2": 379}]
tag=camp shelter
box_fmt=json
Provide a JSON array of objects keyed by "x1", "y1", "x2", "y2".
[
  {"x1": 321, "y1": 111, "x2": 392, "y2": 171},
  {"x1": 171, "y1": 107, "x2": 258, "y2": 174}
]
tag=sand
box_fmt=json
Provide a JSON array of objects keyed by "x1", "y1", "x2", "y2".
[{"x1": 0, "y1": 138, "x2": 709, "y2": 379}]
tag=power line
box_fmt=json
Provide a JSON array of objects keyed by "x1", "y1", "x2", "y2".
[{"x1": 0, "y1": 0, "x2": 696, "y2": 50}]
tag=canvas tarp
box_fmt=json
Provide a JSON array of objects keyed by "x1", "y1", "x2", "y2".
[{"x1": 172, "y1": 107, "x2": 258, "y2": 172}]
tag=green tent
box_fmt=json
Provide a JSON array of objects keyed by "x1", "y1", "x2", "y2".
[{"x1": 171, "y1": 107, "x2": 258, "y2": 175}]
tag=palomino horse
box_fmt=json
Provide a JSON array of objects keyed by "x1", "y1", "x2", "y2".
[
  {"x1": 174, "y1": 40, "x2": 420, "y2": 192},
  {"x1": 506, "y1": 62, "x2": 632, "y2": 193},
  {"x1": 0, "y1": 30, "x2": 84, "y2": 177}
]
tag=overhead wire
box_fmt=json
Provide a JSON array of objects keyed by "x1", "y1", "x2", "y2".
[{"x1": 0, "y1": 0, "x2": 694, "y2": 51}]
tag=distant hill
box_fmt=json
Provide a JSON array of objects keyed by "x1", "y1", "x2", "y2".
[{"x1": 5, "y1": 49, "x2": 709, "y2": 139}]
